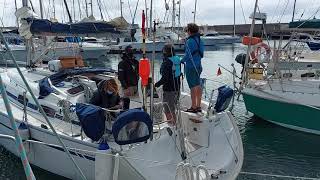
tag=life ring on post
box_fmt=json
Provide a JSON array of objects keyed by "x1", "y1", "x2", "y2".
[{"x1": 250, "y1": 42, "x2": 271, "y2": 64}]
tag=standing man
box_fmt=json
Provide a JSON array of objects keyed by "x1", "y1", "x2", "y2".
[
  {"x1": 182, "y1": 23, "x2": 204, "y2": 113},
  {"x1": 118, "y1": 45, "x2": 139, "y2": 97}
]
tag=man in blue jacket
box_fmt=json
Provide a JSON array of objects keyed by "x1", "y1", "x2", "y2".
[{"x1": 182, "y1": 23, "x2": 204, "y2": 113}]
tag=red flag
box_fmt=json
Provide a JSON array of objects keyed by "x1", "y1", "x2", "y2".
[
  {"x1": 217, "y1": 67, "x2": 222, "y2": 76},
  {"x1": 142, "y1": 10, "x2": 146, "y2": 37}
]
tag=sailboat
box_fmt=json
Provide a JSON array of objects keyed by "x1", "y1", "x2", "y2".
[
  {"x1": 240, "y1": 0, "x2": 320, "y2": 135},
  {"x1": 0, "y1": 2, "x2": 243, "y2": 180},
  {"x1": 110, "y1": 0, "x2": 169, "y2": 53},
  {"x1": 0, "y1": 64, "x2": 243, "y2": 180},
  {"x1": 0, "y1": 1, "x2": 121, "y2": 66},
  {"x1": 109, "y1": 28, "x2": 167, "y2": 53},
  {"x1": 201, "y1": 31, "x2": 241, "y2": 46}
]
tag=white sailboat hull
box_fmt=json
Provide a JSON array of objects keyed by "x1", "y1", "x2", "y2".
[
  {"x1": 201, "y1": 36, "x2": 241, "y2": 46},
  {"x1": 0, "y1": 68, "x2": 243, "y2": 180}
]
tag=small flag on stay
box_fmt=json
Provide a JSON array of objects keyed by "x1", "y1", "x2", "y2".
[{"x1": 217, "y1": 67, "x2": 222, "y2": 76}]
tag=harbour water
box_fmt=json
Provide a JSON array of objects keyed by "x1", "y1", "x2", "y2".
[{"x1": 1, "y1": 43, "x2": 320, "y2": 179}]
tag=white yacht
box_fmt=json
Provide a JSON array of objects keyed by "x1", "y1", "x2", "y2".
[
  {"x1": 1, "y1": 38, "x2": 111, "y2": 65},
  {"x1": 0, "y1": 59, "x2": 243, "y2": 180},
  {"x1": 201, "y1": 32, "x2": 241, "y2": 46},
  {"x1": 110, "y1": 29, "x2": 167, "y2": 53}
]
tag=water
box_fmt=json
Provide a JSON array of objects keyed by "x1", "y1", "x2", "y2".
[{"x1": 1, "y1": 43, "x2": 320, "y2": 179}]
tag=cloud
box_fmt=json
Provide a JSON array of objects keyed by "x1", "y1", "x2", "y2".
[{"x1": 1, "y1": 0, "x2": 320, "y2": 27}]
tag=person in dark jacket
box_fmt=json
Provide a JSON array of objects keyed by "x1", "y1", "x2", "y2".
[
  {"x1": 90, "y1": 79, "x2": 122, "y2": 110},
  {"x1": 155, "y1": 44, "x2": 181, "y2": 125},
  {"x1": 118, "y1": 45, "x2": 139, "y2": 97}
]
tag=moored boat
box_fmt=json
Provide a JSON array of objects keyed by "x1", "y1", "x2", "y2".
[{"x1": 0, "y1": 62, "x2": 243, "y2": 179}]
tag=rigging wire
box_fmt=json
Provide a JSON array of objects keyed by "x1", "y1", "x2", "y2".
[
  {"x1": 294, "y1": 3, "x2": 320, "y2": 28},
  {"x1": 239, "y1": 0, "x2": 247, "y2": 24},
  {"x1": 131, "y1": 0, "x2": 140, "y2": 25},
  {"x1": 270, "y1": 0, "x2": 281, "y2": 23},
  {"x1": 278, "y1": 0, "x2": 290, "y2": 23},
  {"x1": 127, "y1": 0, "x2": 133, "y2": 21},
  {"x1": 62, "y1": 1, "x2": 66, "y2": 23},
  {"x1": 77, "y1": 0, "x2": 82, "y2": 20},
  {"x1": 300, "y1": 0, "x2": 316, "y2": 20},
  {"x1": 257, "y1": 5, "x2": 270, "y2": 47},
  {"x1": 97, "y1": 0, "x2": 104, "y2": 20},
  {"x1": 0, "y1": 0, "x2": 6, "y2": 26},
  {"x1": 100, "y1": 0, "x2": 111, "y2": 20}
]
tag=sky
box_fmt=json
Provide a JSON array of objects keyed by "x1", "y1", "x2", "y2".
[{"x1": 1, "y1": 0, "x2": 320, "y2": 27}]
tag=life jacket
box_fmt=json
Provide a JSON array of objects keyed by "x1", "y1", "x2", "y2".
[{"x1": 169, "y1": 56, "x2": 182, "y2": 78}]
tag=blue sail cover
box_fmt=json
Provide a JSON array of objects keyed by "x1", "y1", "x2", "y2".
[
  {"x1": 25, "y1": 18, "x2": 120, "y2": 35},
  {"x1": 38, "y1": 67, "x2": 116, "y2": 98},
  {"x1": 214, "y1": 85, "x2": 234, "y2": 113},
  {"x1": 306, "y1": 41, "x2": 320, "y2": 51},
  {"x1": 76, "y1": 103, "x2": 106, "y2": 141}
]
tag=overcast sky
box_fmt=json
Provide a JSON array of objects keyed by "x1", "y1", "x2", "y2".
[{"x1": 1, "y1": 0, "x2": 320, "y2": 27}]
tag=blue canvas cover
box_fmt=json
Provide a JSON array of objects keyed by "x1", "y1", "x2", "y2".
[
  {"x1": 214, "y1": 86, "x2": 234, "y2": 113},
  {"x1": 306, "y1": 41, "x2": 320, "y2": 51},
  {"x1": 38, "y1": 78, "x2": 54, "y2": 99},
  {"x1": 76, "y1": 103, "x2": 106, "y2": 141},
  {"x1": 26, "y1": 18, "x2": 120, "y2": 35},
  {"x1": 38, "y1": 67, "x2": 115, "y2": 98},
  {"x1": 112, "y1": 109, "x2": 152, "y2": 145},
  {"x1": 65, "y1": 37, "x2": 81, "y2": 43}
]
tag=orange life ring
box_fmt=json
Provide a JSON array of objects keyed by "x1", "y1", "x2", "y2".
[{"x1": 250, "y1": 42, "x2": 271, "y2": 63}]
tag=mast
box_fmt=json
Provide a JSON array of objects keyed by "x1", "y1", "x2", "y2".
[
  {"x1": 144, "y1": 0, "x2": 148, "y2": 36},
  {"x1": 150, "y1": 20, "x2": 156, "y2": 135},
  {"x1": 292, "y1": 0, "x2": 297, "y2": 22},
  {"x1": 22, "y1": 0, "x2": 28, "y2": 6},
  {"x1": 97, "y1": 0, "x2": 104, "y2": 20},
  {"x1": 193, "y1": 0, "x2": 197, "y2": 23},
  {"x1": 53, "y1": 0, "x2": 56, "y2": 19},
  {"x1": 14, "y1": 0, "x2": 19, "y2": 27},
  {"x1": 63, "y1": 0, "x2": 73, "y2": 23},
  {"x1": 29, "y1": 0, "x2": 35, "y2": 12},
  {"x1": 120, "y1": 0, "x2": 123, "y2": 17},
  {"x1": 77, "y1": 0, "x2": 81, "y2": 19},
  {"x1": 149, "y1": 0, "x2": 153, "y2": 36},
  {"x1": 178, "y1": 0, "x2": 181, "y2": 27},
  {"x1": 39, "y1": 0, "x2": 44, "y2": 19},
  {"x1": 240, "y1": 0, "x2": 259, "y2": 89},
  {"x1": 132, "y1": 0, "x2": 140, "y2": 24},
  {"x1": 233, "y1": 0, "x2": 236, "y2": 36},
  {"x1": 172, "y1": 0, "x2": 176, "y2": 30},
  {"x1": 73, "y1": 0, "x2": 76, "y2": 21},
  {"x1": 90, "y1": 0, "x2": 93, "y2": 17},
  {"x1": 85, "y1": 0, "x2": 89, "y2": 17}
]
